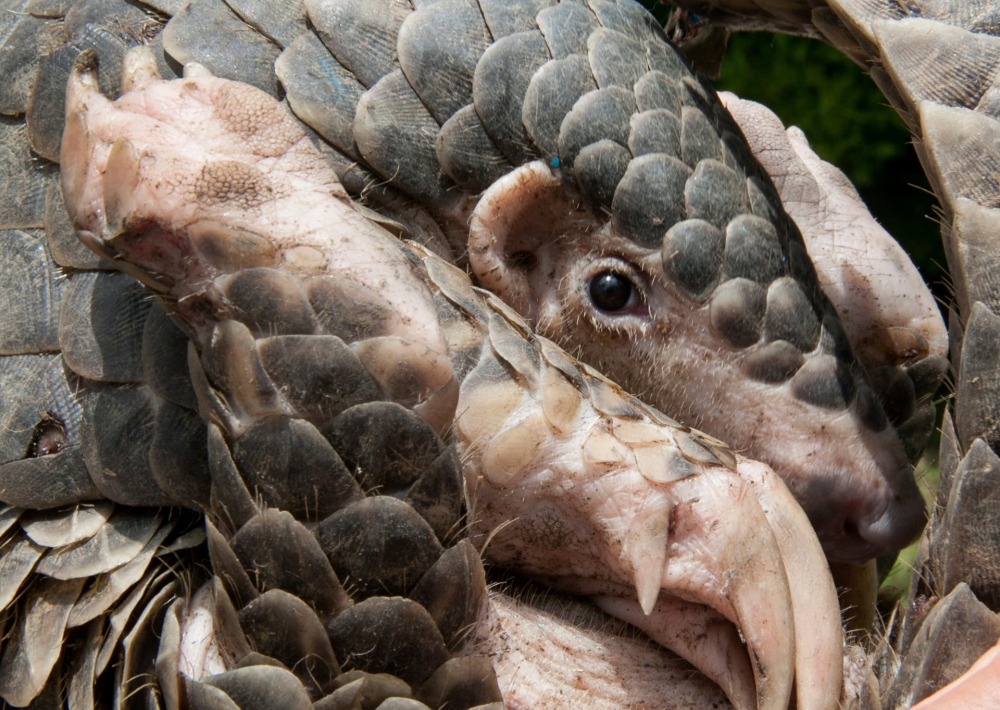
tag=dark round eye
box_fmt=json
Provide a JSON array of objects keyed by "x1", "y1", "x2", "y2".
[{"x1": 588, "y1": 271, "x2": 635, "y2": 312}]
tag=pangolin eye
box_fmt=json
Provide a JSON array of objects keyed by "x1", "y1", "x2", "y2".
[{"x1": 588, "y1": 271, "x2": 636, "y2": 312}]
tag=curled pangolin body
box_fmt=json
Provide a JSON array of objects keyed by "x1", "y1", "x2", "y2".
[
  {"x1": 0, "y1": 0, "x2": 976, "y2": 707},
  {"x1": 49, "y1": 46, "x2": 847, "y2": 709}
]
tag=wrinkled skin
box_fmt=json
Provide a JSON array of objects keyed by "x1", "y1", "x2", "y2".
[{"x1": 59, "y1": 49, "x2": 845, "y2": 709}]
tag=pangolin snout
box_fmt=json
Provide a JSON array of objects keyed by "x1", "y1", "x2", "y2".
[{"x1": 803, "y1": 466, "x2": 927, "y2": 563}]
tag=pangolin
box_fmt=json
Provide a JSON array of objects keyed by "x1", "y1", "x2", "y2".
[{"x1": 0, "y1": 0, "x2": 976, "y2": 707}]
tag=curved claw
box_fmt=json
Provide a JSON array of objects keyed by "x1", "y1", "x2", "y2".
[
  {"x1": 596, "y1": 460, "x2": 842, "y2": 710},
  {"x1": 463, "y1": 369, "x2": 841, "y2": 709},
  {"x1": 645, "y1": 462, "x2": 797, "y2": 710},
  {"x1": 734, "y1": 459, "x2": 844, "y2": 709}
]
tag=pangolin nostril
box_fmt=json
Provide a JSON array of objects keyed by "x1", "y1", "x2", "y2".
[
  {"x1": 850, "y1": 487, "x2": 927, "y2": 561},
  {"x1": 804, "y1": 465, "x2": 927, "y2": 563},
  {"x1": 843, "y1": 517, "x2": 860, "y2": 540}
]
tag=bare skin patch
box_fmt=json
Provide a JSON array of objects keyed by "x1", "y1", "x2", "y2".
[{"x1": 195, "y1": 161, "x2": 275, "y2": 209}]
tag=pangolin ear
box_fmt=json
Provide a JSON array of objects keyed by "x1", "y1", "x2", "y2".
[{"x1": 467, "y1": 161, "x2": 582, "y2": 316}]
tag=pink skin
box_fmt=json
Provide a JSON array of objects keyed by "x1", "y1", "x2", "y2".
[
  {"x1": 911, "y1": 639, "x2": 1000, "y2": 710},
  {"x1": 477, "y1": 593, "x2": 732, "y2": 708},
  {"x1": 457, "y1": 354, "x2": 842, "y2": 709}
]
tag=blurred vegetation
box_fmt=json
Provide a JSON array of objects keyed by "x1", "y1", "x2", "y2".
[{"x1": 720, "y1": 34, "x2": 904, "y2": 187}]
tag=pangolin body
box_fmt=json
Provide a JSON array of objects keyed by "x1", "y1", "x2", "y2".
[{"x1": 0, "y1": 0, "x2": 980, "y2": 707}]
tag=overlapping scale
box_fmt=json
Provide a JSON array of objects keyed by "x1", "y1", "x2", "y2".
[
  {"x1": 161, "y1": 0, "x2": 279, "y2": 96},
  {"x1": 0, "y1": 0, "x2": 52, "y2": 116},
  {"x1": 307, "y1": 0, "x2": 410, "y2": 89},
  {"x1": 397, "y1": 0, "x2": 490, "y2": 124},
  {"x1": 473, "y1": 30, "x2": 551, "y2": 165},
  {"x1": 260, "y1": 0, "x2": 936, "y2": 484},
  {"x1": 355, "y1": 69, "x2": 455, "y2": 205},
  {"x1": 0, "y1": 230, "x2": 62, "y2": 355}
]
